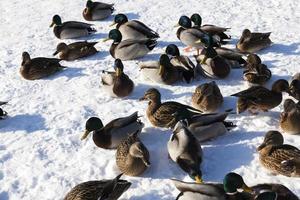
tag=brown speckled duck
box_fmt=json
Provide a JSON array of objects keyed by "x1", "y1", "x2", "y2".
[
  {"x1": 257, "y1": 131, "x2": 300, "y2": 177},
  {"x1": 101, "y1": 59, "x2": 134, "y2": 98},
  {"x1": 116, "y1": 131, "x2": 150, "y2": 176},
  {"x1": 20, "y1": 52, "x2": 66, "y2": 80},
  {"x1": 237, "y1": 29, "x2": 272, "y2": 53},
  {"x1": 0, "y1": 102, "x2": 8, "y2": 120},
  {"x1": 63, "y1": 173, "x2": 131, "y2": 200},
  {"x1": 289, "y1": 73, "x2": 300, "y2": 100},
  {"x1": 82, "y1": 0, "x2": 114, "y2": 21},
  {"x1": 191, "y1": 81, "x2": 223, "y2": 112},
  {"x1": 231, "y1": 79, "x2": 289, "y2": 114},
  {"x1": 81, "y1": 112, "x2": 144, "y2": 149},
  {"x1": 280, "y1": 99, "x2": 300, "y2": 135}
]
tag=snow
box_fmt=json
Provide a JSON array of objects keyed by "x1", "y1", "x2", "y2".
[{"x1": 0, "y1": 0, "x2": 300, "y2": 199}]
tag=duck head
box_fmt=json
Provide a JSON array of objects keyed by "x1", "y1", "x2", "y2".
[
  {"x1": 53, "y1": 43, "x2": 68, "y2": 56},
  {"x1": 103, "y1": 29, "x2": 122, "y2": 43},
  {"x1": 21, "y1": 52, "x2": 31, "y2": 65},
  {"x1": 110, "y1": 13, "x2": 128, "y2": 27},
  {"x1": 81, "y1": 117, "x2": 104, "y2": 140},
  {"x1": 165, "y1": 44, "x2": 180, "y2": 57},
  {"x1": 271, "y1": 79, "x2": 289, "y2": 93},
  {"x1": 190, "y1": 13, "x2": 202, "y2": 27},
  {"x1": 175, "y1": 16, "x2": 192, "y2": 28},
  {"x1": 257, "y1": 131, "x2": 284, "y2": 151},
  {"x1": 50, "y1": 15, "x2": 62, "y2": 27},
  {"x1": 247, "y1": 54, "x2": 262, "y2": 65},
  {"x1": 283, "y1": 99, "x2": 296, "y2": 112},
  {"x1": 223, "y1": 172, "x2": 253, "y2": 195},
  {"x1": 86, "y1": 0, "x2": 93, "y2": 9},
  {"x1": 139, "y1": 88, "x2": 161, "y2": 103}
]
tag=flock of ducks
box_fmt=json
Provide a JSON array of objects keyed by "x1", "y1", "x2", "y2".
[{"x1": 1, "y1": 0, "x2": 300, "y2": 199}]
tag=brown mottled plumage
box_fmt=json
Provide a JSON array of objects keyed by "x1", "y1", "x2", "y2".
[
  {"x1": 289, "y1": 73, "x2": 300, "y2": 100},
  {"x1": 257, "y1": 131, "x2": 300, "y2": 177},
  {"x1": 116, "y1": 131, "x2": 150, "y2": 176},
  {"x1": 280, "y1": 99, "x2": 300, "y2": 135},
  {"x1": 83, "y1": 0, "x2": 114, "y2": 21}
]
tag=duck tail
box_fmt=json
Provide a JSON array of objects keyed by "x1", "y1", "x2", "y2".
[
  {"x1": 223, "y1": 121, "x2": 236, "y2": 130},
  {"x1": 88, "y1": 27, "x2": 97, "y2": 33},
  {"x1": 146, "y1": 39, "x2": 158, "y2": 50}
]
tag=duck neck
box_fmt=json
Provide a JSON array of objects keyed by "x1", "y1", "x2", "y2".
[{"x1": 147, "y1": 98, "x2": 161, "y2": 115}]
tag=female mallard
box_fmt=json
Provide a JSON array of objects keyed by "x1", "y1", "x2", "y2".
[
  {"x1": 110, "y1": 13, "x2": 159, "y2": 40},
  {"x1": 53, "y1": 41, "x2": 98, "y2": 61},
  {"x1": 20, "y1": 52, "x2": 66, "y2": 80},
  {"x1": 139, "y1": 88, "x2": 202, "y2": 129},
  {"x1": 243, "y1": 54, "x2": 272, "y2": 86},
  {"x1": 81, "y1": 112, "x2": 144, "y2": 149},
  {"x1": 0, "y1": 102, "x2": 8, "y2": 120},
  {"x1": 190, "y1": 13, "x2": 230, "y2": 44},
  {"x1": 165, "y1": 44, "x2": 198, "y2": 83},
  {"x1": 231, "y1": 79, "x2": 289, "y2": 114},
  {"x1": 237, "y1": 29, "x2": 272, "y2": 53},
  {"x1": 280, "y1": 99, "x2": 300, "y2": 135},
  {"x1": 103, "y1": 29, "x2": 157, "y2": 61},
  {"x1": 289, "y1": 73, "x2": 300, "y2": 100},
  {"x1": 50, "y1": 15, "x2": 96, "y2": 39},
  {"x1": 101, "y1": 59, "x2": 134, "y2": 98},
  {"x1": 191, "y1": 81, "x2": 223, "y2": 112},
  {"x1": 257, "y1": 130, "x2": 300, "y2": 177},
  {"x1": 168, "y1": 120, "x2": 203, "y2": 183},
  {"x1": 116, "y1": 131, "x2": 150, "y2": 176},
  {"x1": 63, "y1": 173, "x2": 131, "y2": 200},
  {"x1": 214, "y1": 47, "x2": 247, "y2": 68},
  {"x1": 82, "y1": 0, "x2": 114, "y2": 21}
]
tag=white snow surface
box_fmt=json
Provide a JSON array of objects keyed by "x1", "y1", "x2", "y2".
[{"x1": 0, "y1": 0, "x2": 300, "y2": 199}]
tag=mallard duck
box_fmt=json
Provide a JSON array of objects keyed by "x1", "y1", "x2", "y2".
[
  {"x1": 214, "y1": 47, "x2": 247, "y2": 68},
  {"x1": 190, "y1": 13, "x2": 231, "y2": 44},
  {"x1": 165, "y1": 44, "x2": 198, "y2": 83},
  {"x1": 168, "y1": 120, "x2": 203, "y2": 183},
  {"x1": 63, "y1": 173, "x2": 131, "y2": 200},
  {"x1": 237, "y1": 29, "x2": 272, "y2": 53},
  {"x1": 101, "y1": 59, "x2": 134, "y2": 98},
  {"x1": 82, "y1": 0, "x2": 114, "y2": 21},
  {"x1": 252, "y1": 184, "x2": 299, "y2": 200},
  {"x1": 116, "y1": 130, "x2": 150, "y2": 176},
  {"x1": 139, "y1": 88, "x2": 202, "y2": 129},
  {"x1": 0, "y1": 102, "x2": 8, "y2": 120},
  {"x1": 280, "y1": 99, "x2": 300, "y2": 135},
  {"x1": 289, "y1": 73, "x2": 300, "y2": 100},
  {"x1": 257, "y1": 130, "x2": 300, "y2": 177},
  {"x1": 191, "y1": 81, "x2": 223, "y2": 112},
  {"x1": 110, "y1": 13, "x2": 159, "y2": 40},
  {"x1": 103, "y1": 29, "x2": 157, "y2": 60},
  {"x1": 231, "y1": 79, "x2": 289, "y2": 114},
  {"x1": 50, "y1": 15, "x2": 96, "y2": 39},
  {"x1": 20, "y1": 52, "x2": 66, "y2": 80},
  {"x1": 243, "y1": 54, "x2": 272, "y2": 86},
  {"x1": 81, "y1": 112, "x2": 144, "y2": 149},
  {"x1": 53, "y1": 41, "x2": 98, "y2": 61}
]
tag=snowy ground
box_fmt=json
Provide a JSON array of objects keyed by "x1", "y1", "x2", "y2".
[{"x1": 0, "y1": 0, "x2": 300, "y2": 199}]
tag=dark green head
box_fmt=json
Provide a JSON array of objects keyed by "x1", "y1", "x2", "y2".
[
  {"x1": 81, "y1": 117, "x2": 104, "y2": 140},
  {"x1": 178, "y1": 16, "x2": 192, "y2": 29},
  {"x1": 114, "y1": 13, "x2": 128, "y2": 24},
  {"x1": 190, "y1": 13, "x2": 202, "y2": 27},
  {"x1": 256, "y1": 192, "x2": 277, "y2": 200},
  {"x1": 223, "y1": 172, "x2": 252, "y2": 194},
  {"x1": 257, "y1": 131, "x2": 284, "y2": 151},
  {"x1": 50, "y1": 15, "x2": 62, "y2": 27},
  {"x1": 114, "y1": 59, "x2": 124, "y2": 76},
  {"x1": 165, "y1": 44, "x2": 180, "y2": 56},
  {"x1": 108, "y1": 29, "x2": 122, "y2": 43},
  {"x1": 86, "y1": 0, "x2": 94, "y2": 8}
]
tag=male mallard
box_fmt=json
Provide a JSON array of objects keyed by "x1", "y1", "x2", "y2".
[
  {"x1": 101, "y1": 59, "x2": 134, "y2": 98},
  {"x1": 280, "y1": 99, "x2": 300, "y2": 135},
  {"x1": 243, "y1": 54, "x2": 272, "y2": 86},
  {"x1": 81, "y1": 112, "x2": 144, "y2": 149},
  {"x1": 139, "y1": 88, "x2": 202, "y2": 129},
  {"x1": 103, "y1": 29, "x2": 157, "y2": 61},
  {"x1": 63, "y1": 173, "x2": 131, "y2": 200},
  {"x1": 257, "y1": 130, "x2": 300, "y2": 177},
  {"x1": 252, "y1": 184, "x2": 299, "y2": 200},
  {"x1": 20, "y1": 52, "x2": 66, "y2": 80},
  {"x1": 53, "y1": 41, "x2": 98, "y2": 61},
  {"x1": 110, "y1": 13, "x2": 159, "y2": 40},
  {"x1": 165, "y1": 44, "x2": 198, "y2": 83},
  {"x1": 289, "y1": 73, "x2": 300, "y2": 100},
  {"x1": 116, "y1": 131, "x2": 150, "y2": 176},
  {"x1": 82, "y1": 0, "x2": 114, "y2": 21},
  {"x1": 0, "y1": 102, "x2": 8, "y2": 120},
  {"x1": 231, "y1": 79, "x2": 289, "y2": 114},
  {"x1": 237, "y1": 29, "x2": 272, "y2": 53},
  {"x1": 191, "y1": 81, "x2": 223, "y2": 112},
  {"x1": 168, "y1": 120, "x2": 203, "y2": 183},
  {"x1": 190, "y1": 13, "x2": 230, "y2": 44},
  {"x1": 214, "y1": 47, "x2": 247, "y2": 68},
  {"x1": 50, "y1": 15, "x2": 96, "y2": 39}
]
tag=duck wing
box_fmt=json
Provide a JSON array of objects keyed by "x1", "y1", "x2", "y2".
[
  {"x1": 127, "y1": 20, "x2": 159, "y2": 38},
  {"x1": 63, "y1": 21, "x2": 95, "y2": 29},
  {"x1": 106, "y1": 112, "x2": 139, "y2": 129}
]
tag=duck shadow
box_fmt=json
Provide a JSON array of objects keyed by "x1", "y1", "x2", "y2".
[
  {"x1": 0, "y1": 192, "x2": 8, "y2": 200},
  {"x1": 71, "y1": 32, "x2": 107, "y2": 41},
  {"x1": 56, "y1": 67, "x2": 86, "y2": 80},
  {"x1": 267, "y1": 43, "x2": 300, "y2": 55},
  {"x1": 0, "y1": 114, "x2": 47, "y2": 133},
  {"x1": 157, "y1": 40, "x2": 184, "y2": 48},
  {"x1": 83, "y1": 50, "x2": 110, "y2": 61},
  {"x1": 127, "y1": 83, "x2": 173, "y2": 100}
]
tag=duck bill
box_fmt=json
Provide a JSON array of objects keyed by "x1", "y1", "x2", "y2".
[
  {"x1": 195, "y1": 175, "x2": 203, "y2": 184},
  {"x1": 158, "y1": 65, "x2": 164, "y2": 75},
  {"x1": 257, "y1": 142, "x2": 266, "y2": 151},
  {"x1": 103, "y1": 38, "x2": 111, "y2": 42},
  {"x1": 116, "y1": 67, "x2": 122, "y2": 76},
  {"x1": 109, "y1": 22, "x2": 117, "y2": 27},
  {"x1": 53, "y1": 50, "x2": 59, "y2": 56},
  {"x1": 173, "y1": 23, "x2": 180, "y2": 28},
  {"x1": 200, "y1": 56, "x2": 207, "y2": 64},
  {"x1": 50, "y1": 22, "x2": 55, "y2": 27},
  {"x1": 81, "y1": 130, "x2": 91, "y2": 140},
  {"x1": 242, "y1": 184, "x2": 253, "y2": 193},
  {"x1": 195, "y1": 39, "x2": 203, "y2": 44}
]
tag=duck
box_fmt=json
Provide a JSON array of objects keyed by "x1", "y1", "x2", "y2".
[
  {"x1": 280, "y1": 99, "x2": 300, "y2": 135},
  {"x1": 257, "y1": 130, "x2": 300, "y2": 177},
  {"x1": 82, "y1": 0, "x2": 114, "y2": 21},
  {"x1": 214, "y1": 47, "x2": 247, "y2": 68},
  {"x1": 0, "y1": 102, "x2": 8, "y2": 120},
  {"x1": 191, "y1": 81, "x2": 223, "y2": 112},
  {"x1": 101, "y1": 59, "x2": 134, "y2": 98},
  {"x1": 20, "y1": 52, "x2": 66, "y2": 80},
  {"x1": 165, "y1": 44, "x2": 198, "y2": 83},
  {"x1": 53, "y1": 41, "x2": 98, "y2": 61},
  {"x1": 237, "y1": 29, "x2": 272, "y2": 53},
  {"x1": 231, "y1": 79, "x2": 289, "y2": 114},
  {"x1": 190, "y1": 13, "x2": 231, "y2": 44},
  {"x1": 243, "y1": 54, "x2": 272, "y2": 86},
  {"x1": 50, "y1": 15, "x2": 96, "y2": 39},
  {"x1": 168, "y1": 120, "x2": 203, "y2": 183},
  {"x1": 103, "y1": 29, "x2": 157, "y2": 61},
  {"x1": 81, "y1": 111, "x2": 144, "y2": 149},
  {"x1": 139, "y1": 88, "x2": 202, "y2": 129},
  {"x1": 116, "y1": 130, "x2": 150, "y2": 176},
  {"x1": 252, "y1": 184, "x2": 299, "y2": 200},
  {"x1": 110, "y1": 13, "x2": 159, "y2": 40},
  {"x1": 289, "y1": 73, "x2": 300, "y2": 100},
  {"x1": 63, "y1": 173, "x2": 131, "y2": 200}
]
